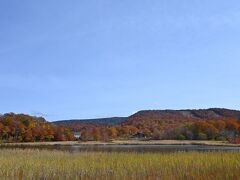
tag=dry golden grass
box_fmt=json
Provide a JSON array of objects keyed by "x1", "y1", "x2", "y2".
[{"x1": 0, "y1": 149, "x2": 239, "y2": 180}]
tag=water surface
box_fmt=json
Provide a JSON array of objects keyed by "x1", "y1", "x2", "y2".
[{"x1": 1, "y1": 144, "x2": 240, "y2": 153}]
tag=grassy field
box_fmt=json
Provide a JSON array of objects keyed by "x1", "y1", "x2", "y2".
[{"x1": 0, "y1": 149, "x2": 239, "y2": 180}]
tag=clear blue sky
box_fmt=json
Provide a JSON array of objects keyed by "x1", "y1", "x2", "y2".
[{"x1": 1, "y1": 1, "x2": 240, "y2": 121}]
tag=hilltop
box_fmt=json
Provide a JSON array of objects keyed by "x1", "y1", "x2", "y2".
[
  {"x1": 128, "y1": 108, "x2": 240, "y2": 122},
  {"x1": 54, "y1": 117, "x2": 126, "y2": 126},
  {"x1": 54, "y1": 108, "x2": 240, "y2": 127}
]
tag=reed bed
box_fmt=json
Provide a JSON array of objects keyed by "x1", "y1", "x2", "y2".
[{"x1": 0, "y1": 149, "x2": 239, "y2": 180}]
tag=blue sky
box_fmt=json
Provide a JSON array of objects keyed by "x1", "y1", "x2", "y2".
[{"x1": 1, "y1": 1, "x2": 240, "y2": 121}]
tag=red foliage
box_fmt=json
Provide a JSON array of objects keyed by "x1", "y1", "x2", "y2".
[{"x1": 228, "y1": 137, "x2": 240, "y2": 144}]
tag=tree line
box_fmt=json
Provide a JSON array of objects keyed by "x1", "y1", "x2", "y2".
[
  {"x1": 78, "y1": 118, "x2": 240, "y2": 142},
  {"x1": 1, "y1": 112, "x2": 240, "y2": 143},
  {"x1": 0, "y1": 113, "x2": 74, "y2": 142}
]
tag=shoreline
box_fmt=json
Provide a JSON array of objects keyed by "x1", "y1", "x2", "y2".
[{"x1": 1, "y1": 140, "x2": 239, "y2": 147}]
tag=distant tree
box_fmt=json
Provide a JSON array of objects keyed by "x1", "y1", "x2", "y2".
[
  {"x1": 197, "y1": 133, "x2": 208, "y2": 140},
  {"x1": 108, "y1": 127, "x2": 118, "y2": 139},
  {"x1": 24, "y1": 130, "x2": 33, "y2": 142},
  {"x1": 176, "y1": 134, "x2": 186, "y2": 140},
  {"x1": 184, "y1": 130, "x2": 194, "y2": 140},
  {"x1": 152, "y1": 128, "x2": 164, "y2": 140},
  {"x1": 93, "y1": 128, "x2": 101, "y2": 141}
]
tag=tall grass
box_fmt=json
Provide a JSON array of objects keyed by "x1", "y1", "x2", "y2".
[{"x1": 0, "y1": 149, "x2": 239, "y2": 179}]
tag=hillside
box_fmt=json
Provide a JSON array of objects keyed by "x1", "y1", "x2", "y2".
[
  {"x1": 128, "y1": 108, "x2": 240, "y2": 122},
  {"x1": 55, "y1": 108, "x2": 240, "y2": 141},
  {"x1": 54, "y1": 117, "x2": 127, "y2": 126},
  {"x1": 124, "y1": 108, "x2": 240, "y2": 128},
  {"x1": 53, "y1": 117, "x2": 127, "y2": 132},
  {"x1": 1, "y1": 109, "x2": 240, "y2": 142}
]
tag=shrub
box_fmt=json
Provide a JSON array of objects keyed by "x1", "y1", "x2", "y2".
[
  {"x1": 176, "y1": 134, "x2": 186, "y2": 140},
  {"x1": 197, "y1": 133, "x2": 208, "y2": 140},
  {"x1": 215, "y1": 136, "x2": 226, "y2": 141},
  {"x1": 228, "y1": 137, "x2": 240, "y2": 144}
]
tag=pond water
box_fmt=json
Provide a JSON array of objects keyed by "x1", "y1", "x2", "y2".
[{"x1": 1, "y1": 144, "x2": 240, "y2": 153}]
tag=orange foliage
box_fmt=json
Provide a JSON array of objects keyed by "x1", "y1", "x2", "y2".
[{"x1": 0, "y1": 113, "x2": 74, "y2": 142}]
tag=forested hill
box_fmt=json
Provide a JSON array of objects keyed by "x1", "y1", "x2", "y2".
[
  {"x1": 122, "y1": 108, "x2": 240, "y2": 134},
  {"x1": 2, "y1": 108, "x2": 240, "y2": 142},
  {"x1": 54, "y1": 108, "x2": 240, "y2": 127},
  {"x1": 53, "y1": 108, "x2": 240, "y2": 141},
  {"x1": 53, "y1": 117, "x2": 127, "y2": 126},
  {"x1": 126, "y1": 108, "x2": 240, "y2": 124}
]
